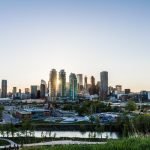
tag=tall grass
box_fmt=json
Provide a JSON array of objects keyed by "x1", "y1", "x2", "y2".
[{"x1": 23, "y1": 136, "x2": 150, "y2": 150}]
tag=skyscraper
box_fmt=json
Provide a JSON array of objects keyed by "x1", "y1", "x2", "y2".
[
  {"x1": 31, "y1": 85, "x2": 38, "y2": 99},
  {"x1": 24, "y1": 88, "x2": 30, "y2": 99},
  {"x1": 69, "y1": 73, "x2": 77, "y2": 100},
  {"x1": 40, "y1": 80, "x2": 46, "y2": 99},
  {"x1": 100, "y1": 71, "x2": 108, "y2": 100},
  {"x1": 89, "y1": 76, "x2": 96, "y2": 95},
  {"x1": 66, "y1": 82, "x2": 70, "y2": 97},
  {"x1": 84, "y1": 76, "x2": 88, "y2": 90},
  {"x1": 125, "y1": 89, "x2": 131, "y2": 94},
  {"x1": 58, "y1": 70, "x2": 66, "y2": 97},
  {"x1": 91, "y1": 76, "x2": 95, "y2": 87},
  {"x1": 19, "y1": 89, "x2": 21, "y2": 94},
  {"x1": 96, "y1": 81, "x2": 101, "y2": 94},
  {"x1": 49, "y1": 69, "x2": 57, "y2": 100},
  {"x1": 12, "y1": 87, "x2": 17, "y2": 95},
  {"x1": 25, "y1": 88, "x2": 30, "y2": 94},
  {"x1": 77, "y1": 74, "x2": 83, "y2": 92},
  {"x1": 19, "y1": 89, "x2": 22, "y2": 98},
  {"x1": 1, "y1": 80, "x2": 7, "y2": 98},
  {"x1": 12, "y1": 87, "x2": 17, "y2": 99},
  {"x1": 116, "y1": 85, "x2": 122, "y2": 93}
]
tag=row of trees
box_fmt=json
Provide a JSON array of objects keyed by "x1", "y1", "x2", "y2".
[
  {"x1": 0, "y1": 105, "x2": 4, "y2": 121},
  {"x1": 63, "y1": 99, "x2": 138, "y2": 116},
  {"x1": 63, "y1": 101, "x2": 112, "y2": 116},
  {"x1": 0, "y1": 120, "x2": 32, "y2": 138},
  {"x1": 0, "y1": 115, "x2": 149, "y2": 139}
]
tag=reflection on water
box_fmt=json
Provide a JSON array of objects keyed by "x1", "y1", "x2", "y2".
[{"x1": 0, "y1": 131, "x2": 119, "y2": 139}]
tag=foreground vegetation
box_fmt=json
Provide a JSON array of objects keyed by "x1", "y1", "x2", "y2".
[
  {"x1": 0, "y1": 140, "x2": 9, "y2": 146},
  {"x1": 22, "y1": 136, "x2": 150, "y2": 150}
]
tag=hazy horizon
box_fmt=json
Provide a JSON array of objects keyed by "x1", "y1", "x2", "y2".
[{"x1": 0, "y1": 0, "x2": 150, "y2": 92}]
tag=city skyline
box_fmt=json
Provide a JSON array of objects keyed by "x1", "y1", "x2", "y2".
[
  {"x1": 0, "y1": 68, "x2": 145, "y2": 93},
  {"x1": 0, "y1": 0, "x2": 150, "y2": 92}
]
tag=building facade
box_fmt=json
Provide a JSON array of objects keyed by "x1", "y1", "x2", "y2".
[
  {"x1": 77, "y1": 74, "x2": 83, "y2": 92},
  {"x1": 89, "y1": 76, "x2": 96, "y2": 95},
  {"x1": 69, "y1": 73, "x2": 77, "y2": 100},
  {"x1": 40, "y1": 80, "x2": 46, "y2": 99},
  {"x1": 49, "y1": 69, "x2": 57, "y2": 100},
  {"x1": 31, "y1": 85, "x2": 38, "y2": 99},
  {"x1": 1, "y1": 80, "x2": 7, "y2": 98},
  {"x1": 13, "y1": 87, "x2": 17, "y2": 95},
  {"x1": 91, "y1": 76, "x2": 95, "y2": 87},
  {"x1": 100, "y1": 71, "x2": 108, "y2": 100},
  {"x1": 58, "y1": 70, "x2": 66, "y2": 97},
  {"x1": 84, "y1": 76, "x2": 88, "y2": 90},
  {"x1": 116, "y1": 85, "x2": 122, "y2": 93},
  {"x1": 25, "y1": 88, "x2": 30, "y2": 94}
]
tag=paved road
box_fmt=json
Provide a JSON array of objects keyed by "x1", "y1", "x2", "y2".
[
  {"x1": 24, "y1": 140, "x2": 107, "y2": 147},
  {"x1": 0, "y1": 137, "x2": 18, "y2": 149},
  {"x1": 0, "y1": 139, "x2": 106, "y2": 149}
]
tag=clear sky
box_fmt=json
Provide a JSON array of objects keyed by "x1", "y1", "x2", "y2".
[{"x1": 0, "y1": 0, "x2": 150, "y2": 92}]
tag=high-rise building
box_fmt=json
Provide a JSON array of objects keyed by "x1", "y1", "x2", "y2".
[
  {"x1": 84, "y1": 76, "x2": 88, "y2": 90},
  {"x1": 58, "y1": 70, "x2": 66, "y2": 97},
  {"x1": 25, "y1": 88, "x2": 30, "y2": 94},
  {"x1": 109, "y1": 86, "x2": 115, "y2": 95},
  {"x1": 66, "y1": 82, "x2": 70, "y2": 97},
  {"x1": 19, "y1": 89, "x2": 21, "y2": 94},
  {"x1": 125, "y1": 89, "x2": 131, "y2": 94},
  {"x1": 12, "y1": 87, "x2": 17, "y2": 95},
  {"x1": 1, "y1": 80, "x2": 7, "y2": 98},
  {"x1": 96, "y1": 81, "x2": 100, "y2": 94},
  {"x1": 40, "y1": 80, "x2": 46, "y2": 99},
  {"x1": 77, "y1": 74, "x2": 83, "y2": 92},
  {"x1": 24, "y1": 88, "x2": 30, "y2": 99},
  {"x1": 69, "y1": 73, "x2": 77, "y2": 100},
  {"x1": 100, "y1": 71, "x2": 108, "y2": 100},
  {"x1": 91, "y1": 76, "x2": 95, "y2": 86},
  {"x1": 31, "y1": 85, "x2": 38, "y2": 99},
  {"x1": 37, "y1": 90, "x2": 41, "y2": 99},
  {"x1": 49, "y1": 69, "x2": 57, "y2": 100},
  {"x1": 12, "y1": 87, "x2": 17, "y2": 99},
  {"x1": 89, "y1": 76, "x2": 96, "y2": 95},
  {"x1": 116, "y1": 85, "x2": 122, "y2": 93},
  {"x1": 19, "y1": 89, "x2": 22, "y2": 98}
]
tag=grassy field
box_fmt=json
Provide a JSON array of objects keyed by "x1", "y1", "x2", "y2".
[{"x1": 22, "y1": 136, "x2": 150, "y2": 150}]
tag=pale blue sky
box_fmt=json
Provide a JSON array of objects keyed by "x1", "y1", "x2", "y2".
[{"x1": 0, "y1": 0, "x2": 150, "y2": 92}]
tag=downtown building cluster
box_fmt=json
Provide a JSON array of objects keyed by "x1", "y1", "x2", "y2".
[
  {"x1": 0, "y1": 70, "x2": 109, "y2": 101},
  {"x1": 48, "y1": 69, "x2": 108, "y2": 101},
  {"x1": 0, "y1": 69, "x2": 150, "y2": 102}
]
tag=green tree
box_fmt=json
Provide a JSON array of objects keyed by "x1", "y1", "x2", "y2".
[
  {"x1": 89, "y1": 116, "x2": 95, "y2": 123},
  {"x1": 125, "y1": 100, "x2": 136, "y2": 112},
  {"x1": 63, "y1": 104, "x2": 73, "y2": 111},
  {"x1": 10, "y1": 123, "x2": 15, "y2": 137},
  {"x1": 4, "y1": 124, "x2": 11, "y2": 137},
  {"x1": 133, "y1": 114, "x2": 150, "y2": 133},
  {"x1": 95, "y1": 116, "x2": 104, "y2": 139},
  {"x1": 22, "y1": 119, "x2": 31, "y2": 137},
  {"x1": 0, "y1": 105, "x2": 4, "y2": 120},
  {"x1": 0, "y1": 125, "x2": 4, "y2": 137}
]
